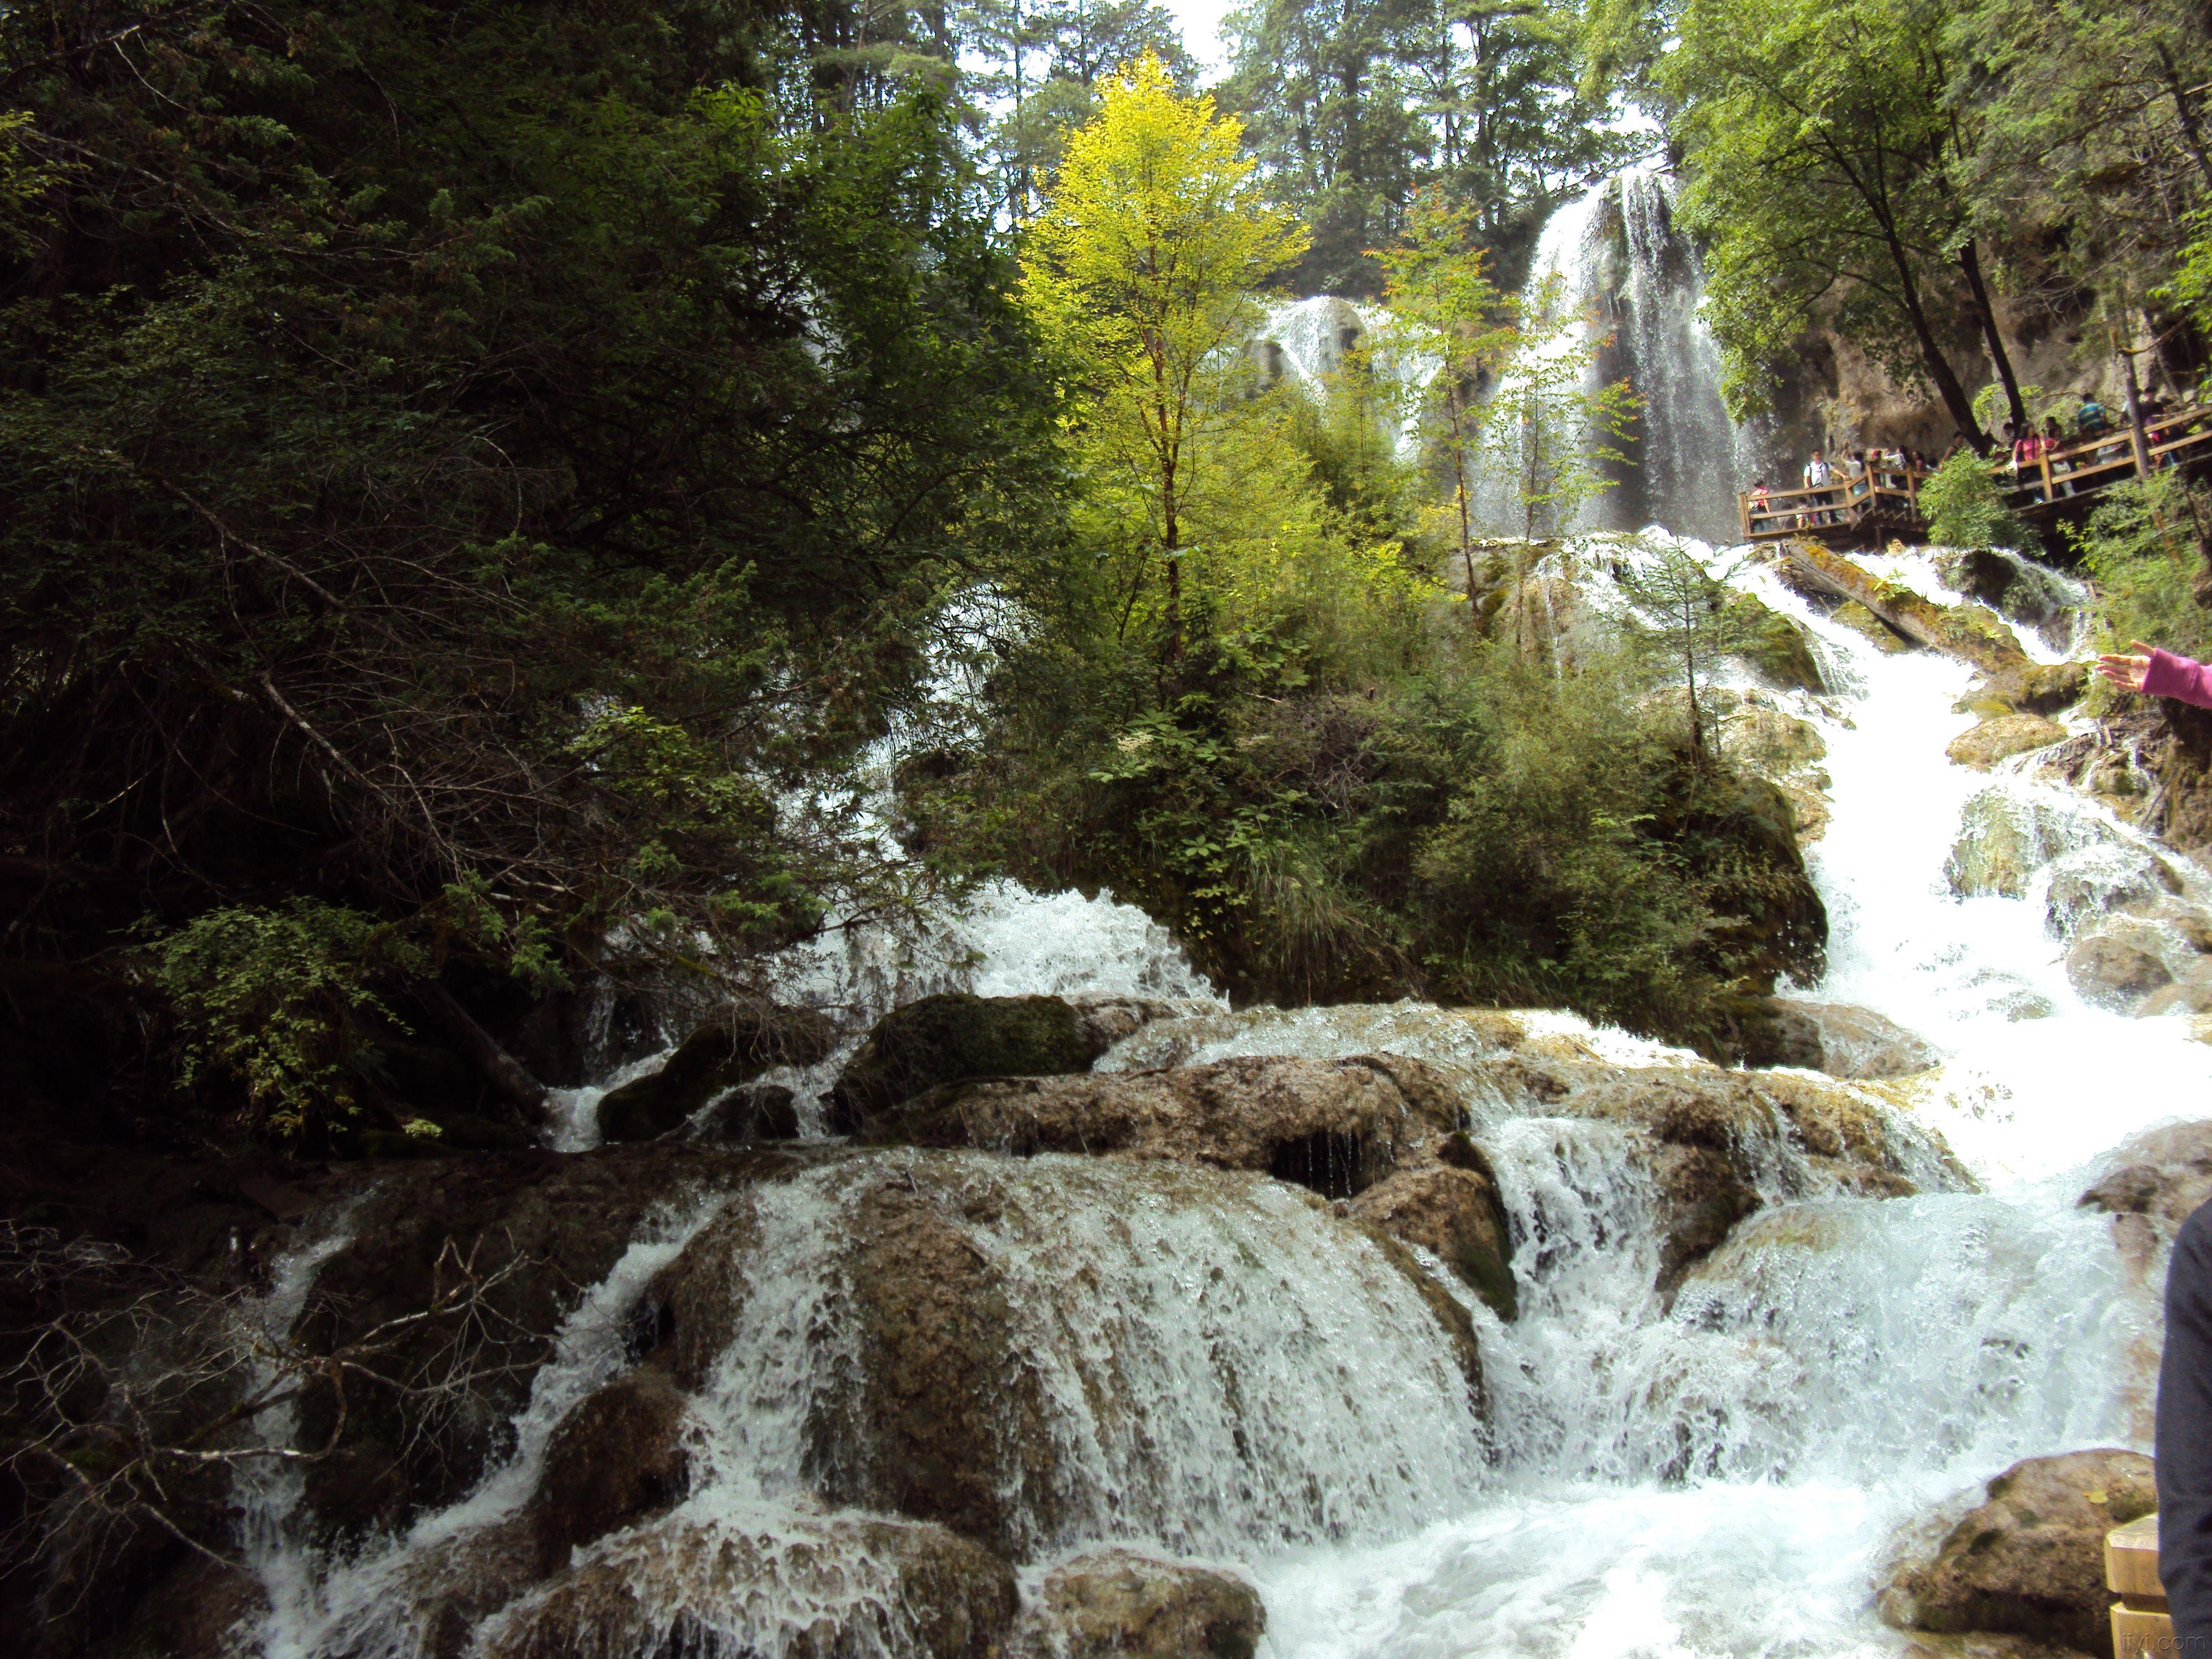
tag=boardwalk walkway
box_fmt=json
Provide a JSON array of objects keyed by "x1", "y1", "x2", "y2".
[{"x1": 1738, "y1": 406, "x2": 2212, "y2": 547}]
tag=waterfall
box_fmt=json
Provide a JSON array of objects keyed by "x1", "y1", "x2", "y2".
[
  {"x1": 243, "y1": 1157, "x2": 1486, "y2": 1658},
  {"x1": 233, "y1": 534, "x2": 2212, "y2": 1659},
  {"x1": 1606, "y1": 168, "x2": 1766, "y2": 545},
  {"x1": 1470, "y1": 164, "x2": 1766, "y2": 544}
]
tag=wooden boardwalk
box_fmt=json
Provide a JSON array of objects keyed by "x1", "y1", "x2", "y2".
[{"x1": 1738, "y1": 405, "x2": 2212, "y2": 547}]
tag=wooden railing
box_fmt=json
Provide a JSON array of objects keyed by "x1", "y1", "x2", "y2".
[{"x1": 1737, "y1": 404, "x2": 2212, "y2": 544}]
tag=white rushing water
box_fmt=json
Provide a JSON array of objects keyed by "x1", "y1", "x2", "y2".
[
  {"x1": 237, "y1": 168, "x2": 2212, "y2": 1659},
  {"x1": 1239, "y1": 536, "x2": 2196, "y2": 1657}
]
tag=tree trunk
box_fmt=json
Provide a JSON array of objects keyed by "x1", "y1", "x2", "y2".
[
  {"x1": 1877, "y1": 224, "x2": 1987, "y2": 452},
  {"x1": 2161, "y1": 46, "x2": 2212, "y2": 196},
  {"x1": 2119, "y1": 336, "x2": 2154, "y2": 481},
  {"x1": 1959, "y1": 239, "x2": 2026, "y2": 436},
  {"x1": 416, "y1": 983, "x2": 548, "y2": 1124},
  {"x1": 1451, "y1": 397, "x2": 1478, "y2": 624},
  {"x1": 1782, "y1": 539, "x2": 2032, "y2": 672}
]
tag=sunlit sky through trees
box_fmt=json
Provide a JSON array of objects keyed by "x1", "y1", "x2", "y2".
[{"x1": 1161, "y1": 0, "x2": 1235, "y2": 78}]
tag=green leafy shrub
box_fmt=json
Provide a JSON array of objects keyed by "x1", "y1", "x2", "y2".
[
  {"x1": 148, "y1": 902, "x2": 427, "y2": 1143},
  {"x1": 2077, "y1": 473, "x2": 2212, "y2": 666},
  {"x1": 1919, "y1": 451, "x2": 2031, "y2": 550}
]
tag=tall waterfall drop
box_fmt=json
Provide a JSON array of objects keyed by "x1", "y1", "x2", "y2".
[{"x1": 1477, "y1": 163, "x2": 1765, "y2": 544}]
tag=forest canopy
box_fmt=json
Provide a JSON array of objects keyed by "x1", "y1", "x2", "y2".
[{"x1": 3, "y1": 0, "x2": 2206, "y2": 1145}]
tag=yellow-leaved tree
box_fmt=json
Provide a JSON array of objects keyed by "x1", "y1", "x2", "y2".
[{"x1": 1021, "y1": 53, "x2": 1308, "y2": 660}]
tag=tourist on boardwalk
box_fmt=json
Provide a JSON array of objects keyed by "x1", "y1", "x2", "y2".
[
  {"x1": 1802, "y1": 449, "x2": 1834, "y2": 524},
  {"x1": 2042, "y1": 416, "x2": 2074, "y2": 495},
  {"x1": 2099, "y1": 636, "x2": 2212, "y2": 1653}
]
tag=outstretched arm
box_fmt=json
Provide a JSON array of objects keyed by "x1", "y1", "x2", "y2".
[{"x1": 2100, "y1": 641, "x2": 2212, "y2": 711}]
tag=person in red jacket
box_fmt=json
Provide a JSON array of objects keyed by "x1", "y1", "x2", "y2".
[{"x1": 2097, "y1": 636, "x2": 2212, "y2": 1651}]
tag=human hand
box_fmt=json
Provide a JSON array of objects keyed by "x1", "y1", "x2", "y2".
[{"x1": 2095, "y1": 641, "x2": 2157, "y2": 692}]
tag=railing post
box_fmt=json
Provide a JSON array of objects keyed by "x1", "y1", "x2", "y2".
[{"x1": 2109, "y1": 1515, "x2": 2168, "y2": 1659}]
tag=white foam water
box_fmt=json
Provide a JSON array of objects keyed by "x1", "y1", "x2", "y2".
[{"x1": 1241, "y1": 535, "x2": 2200, "y2": 1656}]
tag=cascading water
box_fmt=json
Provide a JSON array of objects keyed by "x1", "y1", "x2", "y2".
[
  {"x1": 232, "y1": 191, "x2": 2212, "y2": 1656},
  {"x1": 1604, "y1": 168, "x2": 1768, "y2": 545},
  {"x1": 1473, "y1": 164, "x2": 1768, "y2": 545}
]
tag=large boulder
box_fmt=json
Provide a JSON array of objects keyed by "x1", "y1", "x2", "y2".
[
  {"x1": 827, "y1": 993, "x2": 1178, "y2": 1129},
  {"x1": 2081, "y1": 1120, "x2": 2212, "y2": 1239},
  {"x1": 2044, "y1": 848, "x2": 2184, "y2": 940},
  {"x1": 1784, "y1": 1001, "x2": 1943, "y2": 1079},
  {"x1": 2064, "y1": 928, "x2": 2173, "y2": 1011},
  {"x1": 290, "y1": 1144, "x2": 811, "y2": 1542},
  {"x1": 1947, "y1": 715, "x2": 2068, "y2": 771},
  {"x1": 1877, "y1": 1449, "x2": 2156, "y2": 1658},
  {"x1": 863, "y1": 1052, "x2": 1462, "y2": 1197},
  {"x1": 598, "y1": 1001, "x2": 837, "y2": 1142},
  {"x1": 1725, "y1": 593, "x2": 1828, "y2": 693},
  {"x1": 478, "y1": 1511, "x2": 1019, "y2": 1659},
  {"x1": 1348, "y1": 1138, "x2": 1517, "y2": 1319},
  {"x1": 639, "y1": 1152, "x2": 1483, "y2": 1559},
  {"x1": 526, "y1": 1368, "x2": 693, "y2": 1569},
  {"x1": 1016, "y1": 1551, "x2": 1266, "y2": 1659},
  {"x1": 1968, "y1": 661, "x2": 2090, "y2": 719},
  {"x1": 1946, "y1": 790, "x2": 2073, "y2": 899}
]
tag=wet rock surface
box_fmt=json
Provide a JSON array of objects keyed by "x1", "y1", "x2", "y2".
[
  {"x1": 865, "y1": 1052, "x2": 1463, "y2": 1194},
  {"x1": 1784, "y1": 1001, "x2": 1943, "y2": 1079},
  {"x1": 1348, "y1": 1149, "x2": 1517, "y2": 1319},
  {"x1": 1480, "y1": 1051, "x2": 1966, "y2": 1290},
  {"x1": 1016, "y1": 1550, "x2": 1266, "y2": 1659},
  {"x1": 597, "y1": 1001, "x2": 837, "y2": 1142},
  {"x1": 2081, "y1": 1119, "x2": 2212, "y2": 1239},
  {"x1": 291, "y1": 1145, "x2": 816, "y2": 1542},
  {"x1": 1832, "y1": 597, "x2": 1913, "y2": 652},
  {"x1": 477, "y1": 1511, "x2": 1020, "y2": 1659},
  {"x1": 1947, "y1": 714, "x2": 2068, "y2": 771},
  {"x1": 1877, "y1": 1449, "x2": 2157, "y2": 1658},
  {"x1": 2065, "y1": 928, "x2": 2175, "y2": 1010},
  {"x1": 827, "y1": 992, "x2": 1179, "y2": 1129},
  {"x1": 528, "y1": 1368, "x2": 694, "y2": 1568}
]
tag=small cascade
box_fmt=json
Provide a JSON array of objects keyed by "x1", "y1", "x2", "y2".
[
  {"x1": 228, "y1": 531, "x2": 2212, "y2": 1659},
  {"x1": 244, "y1": 1155, "x2": 1486, "y2": 1657}
]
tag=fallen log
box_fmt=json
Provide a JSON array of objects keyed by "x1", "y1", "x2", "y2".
[{"x1": 1781, "y1": 538, "x2": 2030, "y2": 675}]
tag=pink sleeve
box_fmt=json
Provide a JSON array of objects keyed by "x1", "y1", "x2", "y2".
[{"x1": 2143, "y1": 649, "x2": 2212, "y2": 710}]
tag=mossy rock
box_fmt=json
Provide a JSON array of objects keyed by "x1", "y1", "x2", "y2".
[
  {"x1": 1725, "y1": 593, "x2": 1827, "y2": 692},
  {"x1": 1945, "y1": 714, "x2": 2067, "y2": 770},
  {"x1": 598, "y1": 1001, "x2": 837, "y2": 1143},
  {"x1": 1832, "y1": 599, "x2": 1913, "y2": 654},
  {"x1": 1960, "y1": 661, "x2": 2089, "y2": 718},
  {"x1": 827, "y1": 993, "x2": 1108, "y2": 1129}
]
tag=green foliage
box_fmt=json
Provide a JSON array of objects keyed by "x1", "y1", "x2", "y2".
[
  {"x1": 1945, "y1": 0, "x2": 2210, "y2": 320},
  {"x1": 2078, "y1": 474, "x2": 2212, "y2": 667},
  {"x1": 1021, "y1": 54, "x2": 1308, "y2": 657},
  {"x1": 1220, "y1": 0, "x2": 1641, "y2": 294},
  {"x1": 1479, "y1": 273, "x2": 1640, "y2": 540},
  {"x1": 1615, "y1": 540, "x2": 1760, "y2": 762},
  {"x1": 1370, "y1": 189, "x2": 1515, "y2": 594},
  {"x1": 1920, "y1": 451, "x2": 2031, "y2": 551},
  {"x1": 1667, "y1": 0, "x2": 1978, "y2": 431},
  {"x1": 148, "y1": 902, "x2": 427, "y2": 1141},
  {"x1": 0, "y1": 0, "x2": 1062, "y2": 1018}
]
